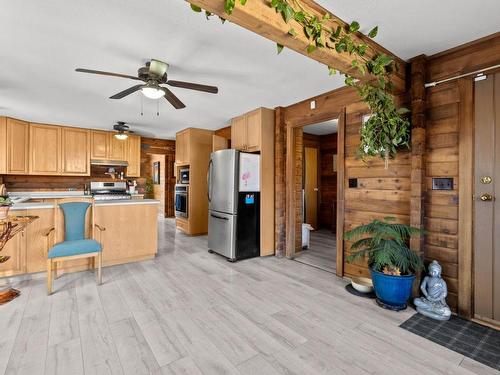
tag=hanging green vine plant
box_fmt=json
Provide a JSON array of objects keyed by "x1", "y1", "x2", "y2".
[{"x1": 190, "y1": 0, "x2": 411, "y2": 165}]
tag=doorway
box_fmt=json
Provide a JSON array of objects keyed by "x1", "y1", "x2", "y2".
[
  {"x1": 474, "y1": 72, "x2": 500, "y2": 325},
  {"x1": 294, "y1": 119, "x2": 338, "y2": 273}
]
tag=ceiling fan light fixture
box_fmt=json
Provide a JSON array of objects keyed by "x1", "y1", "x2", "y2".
[
  {"x1": 114, "y1": 132, "x2": 128, "y2": 140},
  {"x1": 141, "y1": 83, "x2": 164, "y2": 99}
]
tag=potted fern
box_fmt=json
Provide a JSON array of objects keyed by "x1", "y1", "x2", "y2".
[{"x1": 344, "y1": 217, "x2": 424, "y2": 310}]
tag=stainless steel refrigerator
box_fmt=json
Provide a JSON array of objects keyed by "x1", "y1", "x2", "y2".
[{"x1": 207, "y1": 149, "x2": 260, "y2": 261}]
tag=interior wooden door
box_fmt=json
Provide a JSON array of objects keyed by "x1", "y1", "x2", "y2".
[
  {"x1": 474, "y1": 72, "x2": 500, "y2": 323},
  {"x1": 304, "y1": 146, "x2": 318, "y2": 229}
]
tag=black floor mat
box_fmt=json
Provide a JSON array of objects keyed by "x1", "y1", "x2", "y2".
[{"x1": 400, "y1": 314, "x2": 500, "y2": 371}]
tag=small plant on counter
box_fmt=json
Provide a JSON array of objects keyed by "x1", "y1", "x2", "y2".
[
  {"x1": 145, "y1": 178, "x2": 154, "y2": 199},
  {"x1": 0, "y1": 197, "x2": 13, "y2": 220},
  {"x1": 0, "y1": 197, "x2": 12, "y2": 207},
  {"x1": 189, "y1": 0, "x2": 411, "y2": 165}
]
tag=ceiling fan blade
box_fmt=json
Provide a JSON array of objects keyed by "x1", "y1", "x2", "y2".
[
  {"x1": 167, "y1": 80, "x2": 218, "y2": 94},
  {"x1": 149, "y1": 59, "x2": 168, "y2": 78},
  {"x1": 161, "y1": 87, "x2": 186, "y2": 109},
  {"x1": 109, "y1": 84, "x2": 144, "y2": 99},
  {"x1": 75, "y1": 68, "x2": 142, "y2": 81}
]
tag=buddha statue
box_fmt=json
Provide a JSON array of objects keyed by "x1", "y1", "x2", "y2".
[{"x1": 414, "y1": 260, "x2": 451, "y2": 321}]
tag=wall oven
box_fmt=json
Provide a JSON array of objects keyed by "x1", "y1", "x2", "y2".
[{"x1": 174, "y1": 184, "x2": 189, "y2": 218}]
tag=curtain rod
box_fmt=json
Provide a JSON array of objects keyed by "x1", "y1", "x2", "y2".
[{"x1": 424, "y1": 63, "x2": 500, "y2": 88}]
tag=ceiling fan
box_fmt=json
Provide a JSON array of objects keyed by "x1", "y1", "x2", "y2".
[
  {"x1": 75, "y1": 59, "x2": 218, "y2": 109},
  {"x1": 112, "y1": 121, "x2": 134, "y2": 140}
]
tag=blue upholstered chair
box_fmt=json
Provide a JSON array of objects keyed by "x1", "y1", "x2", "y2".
[{"x1": 43, "y1": 198, "x2": 105, "y2": 294}]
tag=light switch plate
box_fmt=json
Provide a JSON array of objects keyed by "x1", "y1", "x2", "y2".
[{"x1": 310, "y1": 100, "x2": 316, "y2": 110}]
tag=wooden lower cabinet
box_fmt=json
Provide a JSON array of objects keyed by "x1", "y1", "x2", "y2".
[
  {"x1": 26, "y1": 208, "x2": 55, "y2": 273},
  {"x1": 0, "y1": 210, "x2": 27, "y2": 277},
  {"x1": 1, "y1": 204, "x2": 158, "y2": 278},
  {"x1": 95, "y1": 204, "x2": 157, "y2": 264}
]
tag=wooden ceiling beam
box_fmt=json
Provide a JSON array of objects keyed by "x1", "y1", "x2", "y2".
[{"x1": 186, "y1": 0, "x2": 407, "y2": 92}]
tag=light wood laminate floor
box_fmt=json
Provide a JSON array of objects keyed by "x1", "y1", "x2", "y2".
[
  {"x1": 294, "y1": 229, "x2": 336, "y2": 273},
  {"x1": 0, "y1": 218, "x2": 497, "y2": 375}
]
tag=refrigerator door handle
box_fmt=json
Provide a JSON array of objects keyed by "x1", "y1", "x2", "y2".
[
  {"x1": 207, "y1": 159, "x2": 213, "y2": 202},
  {"x1": 210, "y1": 213, "x2": 229, "y2": 221}
]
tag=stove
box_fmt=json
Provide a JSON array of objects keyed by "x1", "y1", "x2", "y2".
[{"x1": 90, "y1": 181, "x2": 131, "y2": 201}]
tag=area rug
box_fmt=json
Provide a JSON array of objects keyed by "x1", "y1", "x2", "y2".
[{"x1": 400, "y1": 314, "x2": 500, "y2": 371}]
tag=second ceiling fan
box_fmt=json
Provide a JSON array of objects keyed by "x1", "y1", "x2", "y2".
[{"x1": 75, "y1": 59, "x2": 218, "y2": 109}]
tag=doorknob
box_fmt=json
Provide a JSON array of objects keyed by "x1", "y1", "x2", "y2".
[
  {"x1": 479, "y1": 193, "x2": 494, "y2": 201},
  {"x1": 313, "y1": 188, "x2": 319, "y2": 192},
  {"x1": 480, "y1": 176, "x2": 492, "y2": 184}
]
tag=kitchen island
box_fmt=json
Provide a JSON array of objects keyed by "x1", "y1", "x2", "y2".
[{"x1": 1, "y1": 198, "x2": 159, "y2": 277}]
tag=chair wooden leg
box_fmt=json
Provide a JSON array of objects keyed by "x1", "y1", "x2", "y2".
[
  {"x1": 97, "y1": 252, "x2": 102, "y2": 285},
  {"x1": 47, "y1": 259, "x2": 53, "y2": 295},
  {"x1": 54, "y1": 261, "x2": 58, "y2": 279}
]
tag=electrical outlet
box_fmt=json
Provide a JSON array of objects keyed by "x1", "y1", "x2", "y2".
[
  {"x1": 310, "y1": 100, "x2": 316, "y2": 110},
  {"x1": 432, "y1": 178, "x2": 453, "y2": 190}
]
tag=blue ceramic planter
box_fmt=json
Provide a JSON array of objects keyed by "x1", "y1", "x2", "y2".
[{"x1": 370, "y1": 268, "x2": 415, "y2": 310}]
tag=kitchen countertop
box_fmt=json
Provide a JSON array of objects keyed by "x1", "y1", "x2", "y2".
[
  {"x1": 8, "y1": 191, "x2": 145, "y2": 205},
  {"x1": 11, "y1": 199, "x2": 159, "y2": 211}
]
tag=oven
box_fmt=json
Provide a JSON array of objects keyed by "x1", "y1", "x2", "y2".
[
  {"x1": 179, "y1": 168, "x2": 190, "y2": 184},
  {"x1": 174, "y1": 184, "x2": 189, "y2": 218}
]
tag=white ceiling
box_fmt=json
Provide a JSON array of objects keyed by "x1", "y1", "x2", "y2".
[
  {"x1": 0, "y1": 0, "x2": 343, "y2": 139},
  {"x1": 316, "y1": 0, "x2": 500, "y2": 59},
  {"x1": 1, "y1": 1, "x2": 498, "y2": 139},
  {"x1": 303, "y1": 119, "x2": 338, "y2": 135}
]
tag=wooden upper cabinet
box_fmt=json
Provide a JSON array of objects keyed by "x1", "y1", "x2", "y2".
[
  {"x1": 175, "y1": 130, "x2": 190, "y2": 165},
  {"x1": 91, "y1": 130, "x2": 127, "y2": 161},
  {"x1": 109, "y1": 135, "x2": 127, "y2": 160},
  {"x1": 230, "y1": 108, "x2": 269, "y2": 152},
  {"x1": 246, "y1": 109, "x2": 262, "y2": 152},
  {"x1": 231, "y1": 115, "x2": 247, "y2": 151},
  {"x1": 61, "y1": 127, "x2": 90, "y2": 175},
  {"x1": 0, "y1": 117, "x2": 6, "y2": 174},
  {"x1": 91, "y1": 130, "x2": 109, "y2": 159},
  {"x1": 29, "y1": 123, "x2": 61, "y2": 175},
  {"x1": 6, "y1": 118, "x2": 29, "y2": 174},
  {"x1": 126, "y1": 135, "x2": 141, "y2": 177}
]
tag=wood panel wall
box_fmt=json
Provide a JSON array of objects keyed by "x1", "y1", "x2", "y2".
[
  {"x1": 422, "y1": 81, "x2": 460, "y2": 310},
  {"x1": 275, "y1": 32, "x2": 499, "y2": 318},
  {"x1": 343, "y1": 99, "x2": 412, "y2": 278},
  {"x1": 422, "y1": 32, "x2": 500, "y2": 315}
]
